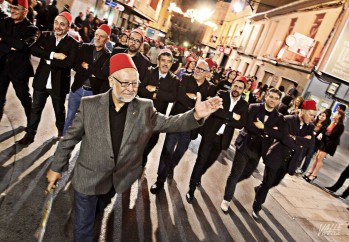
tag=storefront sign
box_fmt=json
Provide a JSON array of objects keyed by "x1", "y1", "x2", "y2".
[{"x1": 323, "y1": 18, "x2": 349, "y2": 83}]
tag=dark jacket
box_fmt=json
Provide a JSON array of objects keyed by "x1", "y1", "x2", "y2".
[
  {"x1": 318, "y1": 122, "x2": 344, "y2": 156},
  {"x1": 71, "y1": 43, "x2": 111, "y2": 94},
  {"x1": 202, "y1": 91, "x2": 248, "y2": 150},
  {"x1": 170, "y1": 74, "x2": 216, "y2": 115},
  {"x1": 264, "y1": 115, "x2": 315, "y2": 175},
  {"x1": 112, "y1": 47, "x2": 151, "y2": 82},
  {"x1": 31, "y1": 32, "x2": 79, "y2": 97},
  {"x1": 138, "y1": 67, "x2": 179, "y2": 114},
  {"x1": 0, "y1": 17, "x2": 39, "y2": 79},
  {"x1": 235, "y1": 103, "x2": 283, "y2": 159},
  {"x1": 170, "y1": 74, "x2": 216, "y2": 139}
]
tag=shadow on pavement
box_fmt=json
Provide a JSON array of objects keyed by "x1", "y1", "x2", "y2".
[
  {"x1": 0, "y1": 126, "x2": 25, "y2": 143},
  {"x1": 262, "y1": 207, "x2": 297, "y2": 242},
  {"x1": 167, "y1": 179, "x2": 201, "y2": 242},
  {"x1": 198, "y1": 187, "x2": 235, "y2": 241},
  {"x1": 233, "y1": 199, "x2": 268, "y2": 241},
  {"x1": 0, "y1": 137, "x2": 57, "y2": 194}
]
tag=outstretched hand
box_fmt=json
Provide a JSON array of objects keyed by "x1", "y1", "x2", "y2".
[{"x1": 194, "y1": 92, "x2": 223, "y2": 120}]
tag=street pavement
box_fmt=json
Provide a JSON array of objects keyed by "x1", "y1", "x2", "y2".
[{"x1": 0, "y1": 57, "x2": 348, "y2": 242}]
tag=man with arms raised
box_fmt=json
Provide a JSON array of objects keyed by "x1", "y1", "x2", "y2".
[{"x1": 46, "y1": 54, "x2": 223, "y2": 241}]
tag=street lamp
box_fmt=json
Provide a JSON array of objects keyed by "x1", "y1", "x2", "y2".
[{"x1": 183, "y1": 41, "x2": 189, "y2": 47}]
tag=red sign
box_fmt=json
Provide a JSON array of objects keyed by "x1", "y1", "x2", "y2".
[{"x1": 218, "y1": 46, "x2": 224, "y2": 52}]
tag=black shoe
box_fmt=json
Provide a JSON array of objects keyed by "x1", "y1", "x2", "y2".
[
  {"x1": 150, "y1": 182, "x2": 164, "y2": 194},
  {"x1": 186, "y1": 191, "x2": 194, "y2": 204},
  {"x1": 167, "y1": 170, "x2": 173, "y2": 179},
  {"x1": 339, "y1": 194, "x2": 348, "y2": 200},
  {"x1": 16, "y1": 134, "x2": 34, "y2": 145},
  {"x1": 252, "y1": 209, "x2": 260, "y2": 220},
  {"x1": 324, "y1": 186, "x2": 336, "y2": 193}
]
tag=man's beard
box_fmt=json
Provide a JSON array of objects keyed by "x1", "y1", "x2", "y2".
[{"x1": 232, "y1": 91, "x2": 240, "y2": 97}]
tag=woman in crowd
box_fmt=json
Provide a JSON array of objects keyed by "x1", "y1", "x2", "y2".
[
  {"x1": 277, "y1": 96, "x2": 293, "y2": 115},
  {"x1": 288, "y1": 96, "x2": 304, "y2": 115},
  {"x1": 176, "y1": 57, "x2": 196, "y2": 79},
  {"x1": 255, "y1": 84, "x2": 269, "y2": 102},
  {"x1": 216, "y1": 70, "x2": 237, "y2": 91},
  {"x1": 140, "y1": 42, "x2": 150, "y2": 61},
  {"x1": 298, "y1": 109, "x2": 331, "y2": 174},
  {"x1": 304, "y1": 109, "x2": 345, "y2": 182},
  {"x1": 115, "y1": 32, "x2": 129, "y2": 48},
  {"x1": 242, "y1": 79, "x2": 254, "y2": 103}
]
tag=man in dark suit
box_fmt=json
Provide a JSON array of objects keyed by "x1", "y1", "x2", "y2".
[
  {"x1": 17, "y1": 12, "x2": 79, "y2": 145},
  {"x1": 252, "y1": 99, "x2": 317, "y2": 220},
  {"x1": 138, "y1": 48, "x2": 180, "y2": 166},
  {"x1": 62, "y1": 24, "x2": 111, "y2": 135},
  {"x1": 186, "y1": 76, "x2": 249, "y2": 203},
  {"x1": 150, "y1": 59, "x2": 216, "y2": 194},
  {"x1": 0, "y1": 0, "x2": 39, "y2": 124},
  {"x1": 46, "y1": 53, "x2": 223, "y2": 241},
  {"x1": 220, "y1": 88, "x2": 283, "y2": 212}
]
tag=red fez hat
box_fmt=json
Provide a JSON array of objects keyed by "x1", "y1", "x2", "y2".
[
  {"x1": 98, "y1": 24, "x2": 111, "y2": 36},
  {"x1": 159, "y1": 48, "x2": 172, "y2": 57},
  {"x1": 110, "y1": 54, "x2": 137, "y2": 75},
  {"x1": 131, "y1": 28, "x2": 144, "y2": 41},
  {"x1": 58, "y1": 12, "x2": 73, "y2": 25},
  {"x1": 301, "y1": 99, "x2": 317, "y2": 111},
  {"x1": 187, "y1": 57, "x2": 196, "y2": 63},
  {"x1": 234, "y1": 76, "x2": 247, "y2": 86},
  {"x1": 11, "y1": 0, "x2": 28, "y2": 9},
  {"x1": 204, "y1": 58, "x2": 215, "y2": 70}
]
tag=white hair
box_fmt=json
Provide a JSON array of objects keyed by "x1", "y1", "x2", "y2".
[{"x1": 196, "y1": 59, "x2": 210, "y2": 71}]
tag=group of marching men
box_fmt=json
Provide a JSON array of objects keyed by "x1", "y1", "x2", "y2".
[{"x1": 2, "y1": 1, "x2": 344, "y2": 241}]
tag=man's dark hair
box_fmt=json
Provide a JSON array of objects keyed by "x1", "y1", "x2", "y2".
[
  {"x1": 338, "y1": 104, "x2": 347, "y2": 112},
  {"x1": 294, "y1": 83, "x2": 298, "y2": 87},
  {"x1": 267, "y1": 88, "x2": 282, "y2": 98},
  {"x1": 279, "y1": 85, "x2": 285, "y2": 92},
  {"x1": 157, "y1": 52, "x2": 173, "y2": 61}
]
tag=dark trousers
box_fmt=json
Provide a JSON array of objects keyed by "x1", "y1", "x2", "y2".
[
  {"x1": 330, "y1": 165, "x2": 349, "y2": 197},
  {"x1": 224, "y1": 149, "x2": 260, "y2": 201},
  {"x1": 157, "y1": 132, "x2": 191, "y2": 183},
  {"x1": 301, "y1": 145, "x2": 318, "y2": 172},
  {"x1": 189, "y1": 135, "x2": 222, "y2": 191},
  {"x1": 253, "y1": 164, "x2": 287, "y2": 211},
  {"x1": 27, "y1": 89, "x2": 66, "y2": 136},
  {"x1": 74, "y1": 188, "x2": 116, "y2": 242},
  {"x1": 0, "y1": 71, "x2": 32, "y2": 123},
  {"x1": 142, "y1": 132, "x2": 160, "y2": 166}
]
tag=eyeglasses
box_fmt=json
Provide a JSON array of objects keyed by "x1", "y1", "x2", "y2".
[
  {"x1": 128, "y1": 37, "x2": 142, "y2": 44},
  {"x1": 112, "y1": 76, "x2": 139, "y2": 88},
  {"x1": 195, "y1": 66, "x2": 208, "y2": 73}
]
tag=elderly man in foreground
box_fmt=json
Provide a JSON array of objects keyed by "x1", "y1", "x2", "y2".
[{"x1": 46, "y1": 53, "x2": 223, "y2": 242}]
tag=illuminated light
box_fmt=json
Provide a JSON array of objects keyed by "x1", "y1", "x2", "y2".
[
  {"x1": 168, "y1": 2, "x2": 217, "y2": 30},
  {"x1": 232, "y1": 2, "x2": 243, "y2": 12},
  {"x1": 183, "y1": 41, "x2": 189, "y2": 47}
]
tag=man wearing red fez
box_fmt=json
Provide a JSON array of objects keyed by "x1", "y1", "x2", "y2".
[
  {"x1": 220, "y1": 88, "x2": 283, "y2": 212},
  {"x1": 186, "y1": 76, "x2": 250, "y2": 203},
  {"x1": 0, "y1": 0, "x2": 39, "y2": 125},
  {"x1": 252, "y1": 99, "x2": 317, "y2": 220},
  {"x1": 17, "y1": 12, "x2": 79, "y2": 145},
  {"x1": 150, "y1": 59, "x2": 217, "y2": 194},
  {"x1": 62, "y1": 24, "x2": 112, "y2": 135},
  {"x1": 139, "y1": 48, "x2": 180, "y2": 166},
  {"x1": 46, "y1": 53, "x2": 223, "y2": 241}
]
